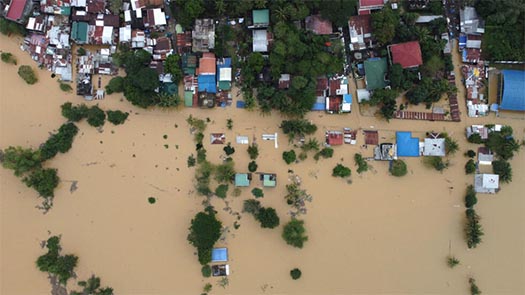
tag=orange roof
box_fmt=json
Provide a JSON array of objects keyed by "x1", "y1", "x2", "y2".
[
  {"x1": 390, "y1": 41, "x2": 423, "y2": 69},
  {"x1": 199, "y1": 53, "x2": 216, "y2": 75}
]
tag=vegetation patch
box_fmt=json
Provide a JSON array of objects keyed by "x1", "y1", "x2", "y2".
[
  {"x1": 465, "y1": 159, "x2": 476, "y2": 174},
  {"x1": 492, "y1": 159, "x2": 512, "y2": 183},
  {"x1": 1, "y1": 52, "x2": 17, "y2": 65},
  {"x1": 106, "y1": 110, "x2": 129, "y2": 125},
  {"x1": 187, "y1": 208, "x2": 222, "y2": 265},
  {"x1": 282, "y1": 219, "x2": 308, "y2": 248},
  {"x1": 465, "y1": 209, "x2": 484, "y2": 249},
  {"x1": 148, "y1": 197, "x2": 156, "y2": 204},
  {"x1": 251, "y1": 188, "x2": 264, "y2": 198},
  {"x1": 18, "y1": 65, "x2": 38, "y2": 84},
  {"x1": 332, "y1": 164, "x2": 351, "y2": 178},
  {"x1": 282, "y1": 150, "x2": 297, "y2": 164},
  {"x1": 59, "y1": 82, "x2": 72, "y2": 92},
  {"x1": 214, "y1": 184, "x2": 229, "y2": 199},
  {"x1": 290, "y1": 268, "x2": 302, "y2": 280},
  {"x1": 354, "y1": 153, "x2": 369, "y2": 174},
  {"x1": 40, "y1": 123, "x2": 79, "y2": 161},
  {"x1": 390, "y1": 160, "x2": 407, "y2": 177},
  {"x1": 465, "y1": 185, "x2": 478, "y2": 208},
  {"x1": 447, "y1": 256, "x2": 460, "y2": 268},
  {"x1": 36, "y1": 236, "x2": 78, "y2": 285},
  {"x1": 314, "y1": 147, "x2": 334, "y2": 160},
  {"x1": 280, "y1": 120, "x2": 317, "y2": 142}
]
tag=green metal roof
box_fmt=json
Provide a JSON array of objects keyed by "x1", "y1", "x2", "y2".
[
  {"x1": 72, "y1": 22, "x2": 88, "y2": 43},
  {"x1": 60, "y1": 6, "x2": 71, "y2": 15},
  {"x1": 184, "y1": 91, "x2": 193, "y2": 107},
  {"x1": 263, "y1": 174, "x2": 276, "y2": 187},
  {"x1": 364, "y1": 58, "x2": 388, "y2": 90},
  {"x1": 218, "y1": 81, "x2": 231, "y2": 91},
  {"x1": 235, "y1": 174, "x2": 250, "y2": 187},
  {"x1": 161, "y1": 82, "x2": 178, "y2": 95},
  {"x1": 253, "y1": 9, "x2": 270, "y2": 25}
]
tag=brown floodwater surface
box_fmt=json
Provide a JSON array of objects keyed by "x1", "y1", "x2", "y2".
[{"x1": 1, "y1": 35, "x2": 524, "y2": 295}]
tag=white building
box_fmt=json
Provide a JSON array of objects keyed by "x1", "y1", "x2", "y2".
[{"x1": 474, "y1": 174, "x2": 499, "y2": 194}]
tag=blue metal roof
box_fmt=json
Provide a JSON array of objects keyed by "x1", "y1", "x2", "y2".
[
  {"x1": 312, "y1": 102, "x2": 325, "y2": 111},
  {"x1": 343, "y1": 94, "x2": 352, "y2": 104},
  {"x1": 198, "y1": 74, "x2": 216, "y2": 94},
  {"x1": 396, "y1": 132, "x2": 420, "y2": 157},
  {"x1": 211, "y1": 248, "x2": 228, "y2": 262},
  {"x1": 501, "y1": 70, "x2": 525, "y2": 111}
]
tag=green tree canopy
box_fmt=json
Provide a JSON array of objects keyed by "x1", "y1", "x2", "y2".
[
  {"x1": 371, "y1": 5, "x2": 399, "y2": 45},
  {"x1": 187, "y1": 210, "x2": 222, "y2": 265},
  {"x1": 319, "y1": 0, "x2": 357, "y2": 27},
  {"x1": 256, "y1": 207, "x2": 280, "y2": 229},
  {"x1": 18, "y1": 65, "x2": 38, "y2": 84},
  {"x1": 1, "y1": 146, "x2": 42, "y2": 176},
  {"x1": 23, "y1": 168, "x2": 59, "y2": 198},
  {"x1": 282, "y1": 219, "x2": 308, "y2": 248},
  {"x1": 36, "y1": 236, "x2": 78, "y2": 285},
  {"x1": 164, "y1": 54, "x2": 183, "y2": 84}
]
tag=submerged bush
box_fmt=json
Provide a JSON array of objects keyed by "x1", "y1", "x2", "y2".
[
  {"x1": 18, "y1": 65, "x2": 38, "y2": 84},
  {"x1": 39, "y1": 123, "x2": 79, "y2": 161},
  {"x1": 282, "y1": 219, "x2": 308, "y2": 248},
  {"x1": 106, "y1": 110, "x2": 129, "y2": 125},
  {"x1": 256, "y1": 207, "x2": 280, "y2": 229},
  {"x1": 390, "y1": 160, "x2": 407, "y2": 177},
  {"x1": 465, "y1": 185, "x2": 477, "y2": 208},
  {"x1": 36, "y1": 236, "x2": 78, "y2": 285},
  {"x1": 465, "y1": 159, "x2": 476, "y2": 174},
  {"x1": 87, "y1": 106, "x2": 106, "y2": 127},
  {"x1": 1, "y1": 52, "x2": 17, "y2": 65},
  {"x1": 0, "y1": 146, "x2": 42, "y2": 176},
  {"x1": 23, "y1": 168, "x2": 59, "y2": 199},
  {"x1": 290, "y1": 268, "x2": 302, "y2": 280},
  {"x1": 465, "y1": 209, "x2": 483, "y2": 249},
  {"x1": 354, "y1": 153, "x2": 369, "y2": 174},
  {"x1": 282, "y1": 150, "x2": 297, "y2": 164},
  {"x1": 61, "y1": 102, "x2": 89, "y2": 122},
  {"x1": 332, "y1": 164, "x2": 351, "y2": 178}
]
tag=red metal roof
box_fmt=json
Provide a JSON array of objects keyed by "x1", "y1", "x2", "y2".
[
  {"x1": 390, "y1": 41, "x2": 423, "y2": 69},
  {"x1": 199, "y1": 53, "x2": 216, "y2": 75},
  {"x1": 359, "y1": 0, "x2": 385, "y2": 7},
  {"x1": 326, "y1": 131, "x2": 343, "y2": 146},
  {"x1": 348, "y1": 15, "x2": 372, "y2": 35},
  {"x1": 6, "y1": 0, "x2": 27, "y2": 21}
]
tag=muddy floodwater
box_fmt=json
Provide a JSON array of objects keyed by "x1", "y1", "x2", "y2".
[{"x1": 1, "y1": 35, "x2": 524, "y2": 295}]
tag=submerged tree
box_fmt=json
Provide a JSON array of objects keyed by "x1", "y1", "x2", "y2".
[
  {"x1": 187, "y1": 209, "x2": 222, "y2": 265},
  {"x1": 282, "y1": 219, "x2": 308, "y2": 248},
  {"x1": 0, "y1": 146, "x2": 42, "y2": 176},
  {"x1": 36, "y1": 236, "x2": 78, "y2": 285}
]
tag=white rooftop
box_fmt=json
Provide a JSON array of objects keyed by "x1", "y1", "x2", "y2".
[{"x1": 423, "y1": 138, "x2": 446, "y2": 156}]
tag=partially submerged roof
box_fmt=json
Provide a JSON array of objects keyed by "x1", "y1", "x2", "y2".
[
  {"x1": 211, "y1": 248, "x2": 228, "y2": 262},
  {"x1": 500, "y1": 70, "x2": 525, "y2": 111},
  {"x1": 364, "y1": 57, "x2": 387, "y2": 90},
  {"x1": 235, "y1": 173, "x2": 250, "y2": 187},
  {"x1": 390, "y1": 41, "x2": 423, "y2": 69},
  {"x1": 396, "y1": 131, "x2": 420, "y2": 157},
  {"x1": 423, "y1": 138, "x2": 445, "y2": 156},
  {"x1": 305, "y1": 14, "x2": 333, "y2": 35},
  {"x1": 252, "y1": 9, "x2": 269, "y2": 27}
]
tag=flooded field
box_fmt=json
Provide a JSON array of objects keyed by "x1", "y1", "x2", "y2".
[{"x1": 1, "y1": 34, "x2": 524, "y2": 295}]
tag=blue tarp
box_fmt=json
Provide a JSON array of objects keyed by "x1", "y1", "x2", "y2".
[
  {"x1": 236, "y1": 101, "x2": 245, "y2": 108},
  {"x1": 459, "y1": 35, "x2": 467, "y2": 48},
  {"x1": 396, "y1": 131, "x2": 420, "y2": 157},
  {"x1": 343, "y1": 94, "x2": 352, "y2": 104},
  {"x1": 211, "y1": 248, "x2": 228, "y2": 262},
  {"x1": 500, "y1": 70, "x2": 525, "y2": 111},
  {"x1": 198, "y1": 74, "x2": 217, "y2": 93}
]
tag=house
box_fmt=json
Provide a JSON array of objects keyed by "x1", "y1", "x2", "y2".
[
  {"x1": 325, "y1": 131, "x2": 344, "y2": 146},
  {"x1": 153, "y1": 37, "x2": 172, "y2": 60},
  {"x1": 326, "y1": 77, "x2": 351, "y2": 113},
  {"x1": 474, "y1": 174, "x2": 499, "y2": 194},
  {"x1": 251, "y1": 9, "x2": 269, "y2": 28},
  {"x1": 358, "y1": 0, "x2": 385, "y2": 15},
  {"x1": 363, "y1": 57, "x2": 387, "y2": 90},
  {"x1": 477, "y1": 147, "x2": 493, "y2": 165},
  {"x1": 422, "y1": 138, "x2": 445, "y2": 156},
  {"x1": 235, "y1": 173, "x2": 251, "y2": 187},
  {"x1": 210, "y1": 133, "x2": 225, "y2": 144},
  {"x1": 388, "y1": 41, "x2": 423, "y2": 69},
  {"x1": 144, "y1": 8, "x2": 167, "y2": 27},
  {"x1": 131, "y1": 29, "x2": 146, "y2": 48},
  {"x1": 499, "y1": 70, "x2": 525, "y2": 112},
  {"x1": 364, "y1": 130, "x2": 378, "y2": 145},
  {"x1": 460, "y1": 7, "x2": 485, "y2": 35},
  {"x1": 119, "y1": 25, "x2": 132, "y2": 43},
  {"x1": 278, "y1": 74, "x2": 291, "y2": 89},
  {"x1": 26, "y1": 15, "x2": 46, "y2": 32},
  {"x1": 41, "y1": 0, "x2": 72, "y2": 15},
  {"x1": 374, "y1": 143, "x2": 397, "y2": 160},
  {"x1": 71, "y1": 21, "x2": 89, "y2": 44},
  {"x1": 260, "y1": 173, "x2": 276, "y2": 187},
  {"x1": 198, "y1": 52, "x2": 217, "y2": 94},
  {"x1": 217, "y1": 57, "x2": 232, "y2": 91},
  {"x1": 192, "y1": 19, "x2": 215, "y2": 52},
  {"x1": 176, "y1": 31, "x2": 192, "y2": 54},
  {"x1": 252, "y1": 29, "x2": 269, "y2": 52},
  {"x1": 312, "y1": 77, "x2": 329, "y2": 111},
  {"x1": 396, "y1": 131, "x2": 419, "y2": 157},
  {"x1": 305, "y1": 14, "x2": 333, "y2": 35},
  {"x1": 466, "y1": 125, "x2": 489, "y2": 140},
  {"x1": 5, "y1": 0, "x2": 30, "y2": 23},
  {"x1": 348, "y1": 15, "x2": 372, "y2": 51}
]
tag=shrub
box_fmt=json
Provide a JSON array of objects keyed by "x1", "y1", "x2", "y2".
[
  {"x1": 187, "y1": 154, "x2": 196, "y2": 167},
  {"x1": 23, "y1": 168, "x2": 59, "y2": 199},
  {"x1": 465, "y1": 159, "x2": 476, "y2": 174},
  {"x1": 314, "y1": 147, "x2": 334, "y2": 160},
  {"x1": 256, "y1": 207, "x2": 280, "y2": 229},
  {"x1": 215, "y1": 184, "x2": 229, "y2": 199},
  {"x1": 251, "y1": 188, "x2": 264, "y2": 198},
  {"x1": 61, "y1": 102, "x2": 89, "y2": 122},
  {"x1": 106, "y1": 110, "x2": 129, "y2": 125},
  {"x1": 466, "y1": 150, "x2": 476, "y2": 158},
  {"x1": 87, "y1": 106, "x2": 106, "y2": 127},
  {"x1": 290, "y1": 268, "x2": 302, "y2": 280},
  {"x1": 390, "y1": 160, "x2": 407, "y2": 177},
  {"x1": 332, "y1": 164, "x2": 351, "y2": 178},
  {"x1": 18, "y1": 65, "x2": 38, "y2": 84},
  {"x1": 214, "y1": 161, "x2": 235, "y2": 183},
  {"x1": 425, "y1": 156, "x2": 448, "y2": 171},
  {"x1": 196, "y1": 148, "x2": 207, "y2": 164},
  {"x1": 59, "y1": 82, "x2": 72, "y2": 92},
  {"x1": 465, "y1": 209, "x2": 483, "y2": 248},
  {"x1": 105, "y1": 76, "x2": 125, "y2": 94},
  {"x1": 148, "y1": 197, "x2": 156, "y2": 204},
  {"x1": 243, "y1": 199, "x2": 261, "y2": 215},
  {"x1": 282, "y1": 219, "x2": 308, "y2": 248},
  {"x1": 354, "y1": 153, "x2": 369, "y2": 174},
  {"x1": 468, "y1": 133, "x2": 484, "y2": 144},
  {"x1": 248, "y1": 161, "x2": 258, "y2": 172},
  {"x1": 226, "y1": 118, "x2": 233, "y2": 130},
  {"x1": 469, "y1": 278, "x2": 482, "y2": 295},
  {"x1": 301, "y1": 138, "x2": 320, "y2": 152},
  {"x1": 280, "y1": 120, "x2": 317, "y2": 142},
  {"x1": 39, "y1": 123, "x2": 79, "y2": 161},
  {"x1": 492, "y1": 159, "x2": 512, "y2": 183},
  {"x1": 223, "y1": 143, "x2": 235, "y2": 156},
  {"x1": 203, "y1": 283, "x2": 212, "y2": 293},
  {"x1": 445, "y1": 136, "x2": 459, "y2": 155},
  {"x1": 201, "y1": 265, "x2": 211, "y2": 277},
  {"x1": 1, "y1": 52, "x2": 17, "y2": 65},
  {"x1": 0, "y1": 146, "x2": 42, "y2": 176},
  {"x1": 247, "y1": 144, "x2": 259, "y2": 159},
  {"x1": 465, "y1": 185, "x2": 477, "y2": 208},
  {"x1": 447, "y1": 256, "x2": 460, "y2": 268},
  {"x1": 36, "y1": 236, "x2": 78, "y2": 285},
  {"x1": 187, "y1": 210, "x2": 222, "y2": 265},
  {"x1": 76, "y1": 47, "x2": 86, "y2": 56},
  {"x1": 282, "y1": 150, "x2": 297, "y2": 164}
]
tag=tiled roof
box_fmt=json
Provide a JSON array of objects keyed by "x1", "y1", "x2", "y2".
[{"x1": 390, "y1": 41, "x2": 423, "y2": 69}]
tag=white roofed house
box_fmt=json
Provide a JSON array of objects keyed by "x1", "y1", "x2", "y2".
[
  {"x1": 144, "y1": 8, "x2": 167, "y2": 27},
  {"x1": 422, "y1": 138, "x2": 445, "y2": 156},
  {"x1": 119, "y1": 25, "x2": 132, "y2": 43},
  {"x1": 474, "y1": 174, "x2": 499, "y2": 194},
  {"x1": 26, "y1": 15, "x2": 47, "y2": 33},
  {"x1": 252, "y1": 29, "x2": 269, "y2": 52}
]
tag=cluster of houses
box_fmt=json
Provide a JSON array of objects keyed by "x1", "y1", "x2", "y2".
[{"x1": 466, "y1": 124, "x2": 502, "y2": 194}]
